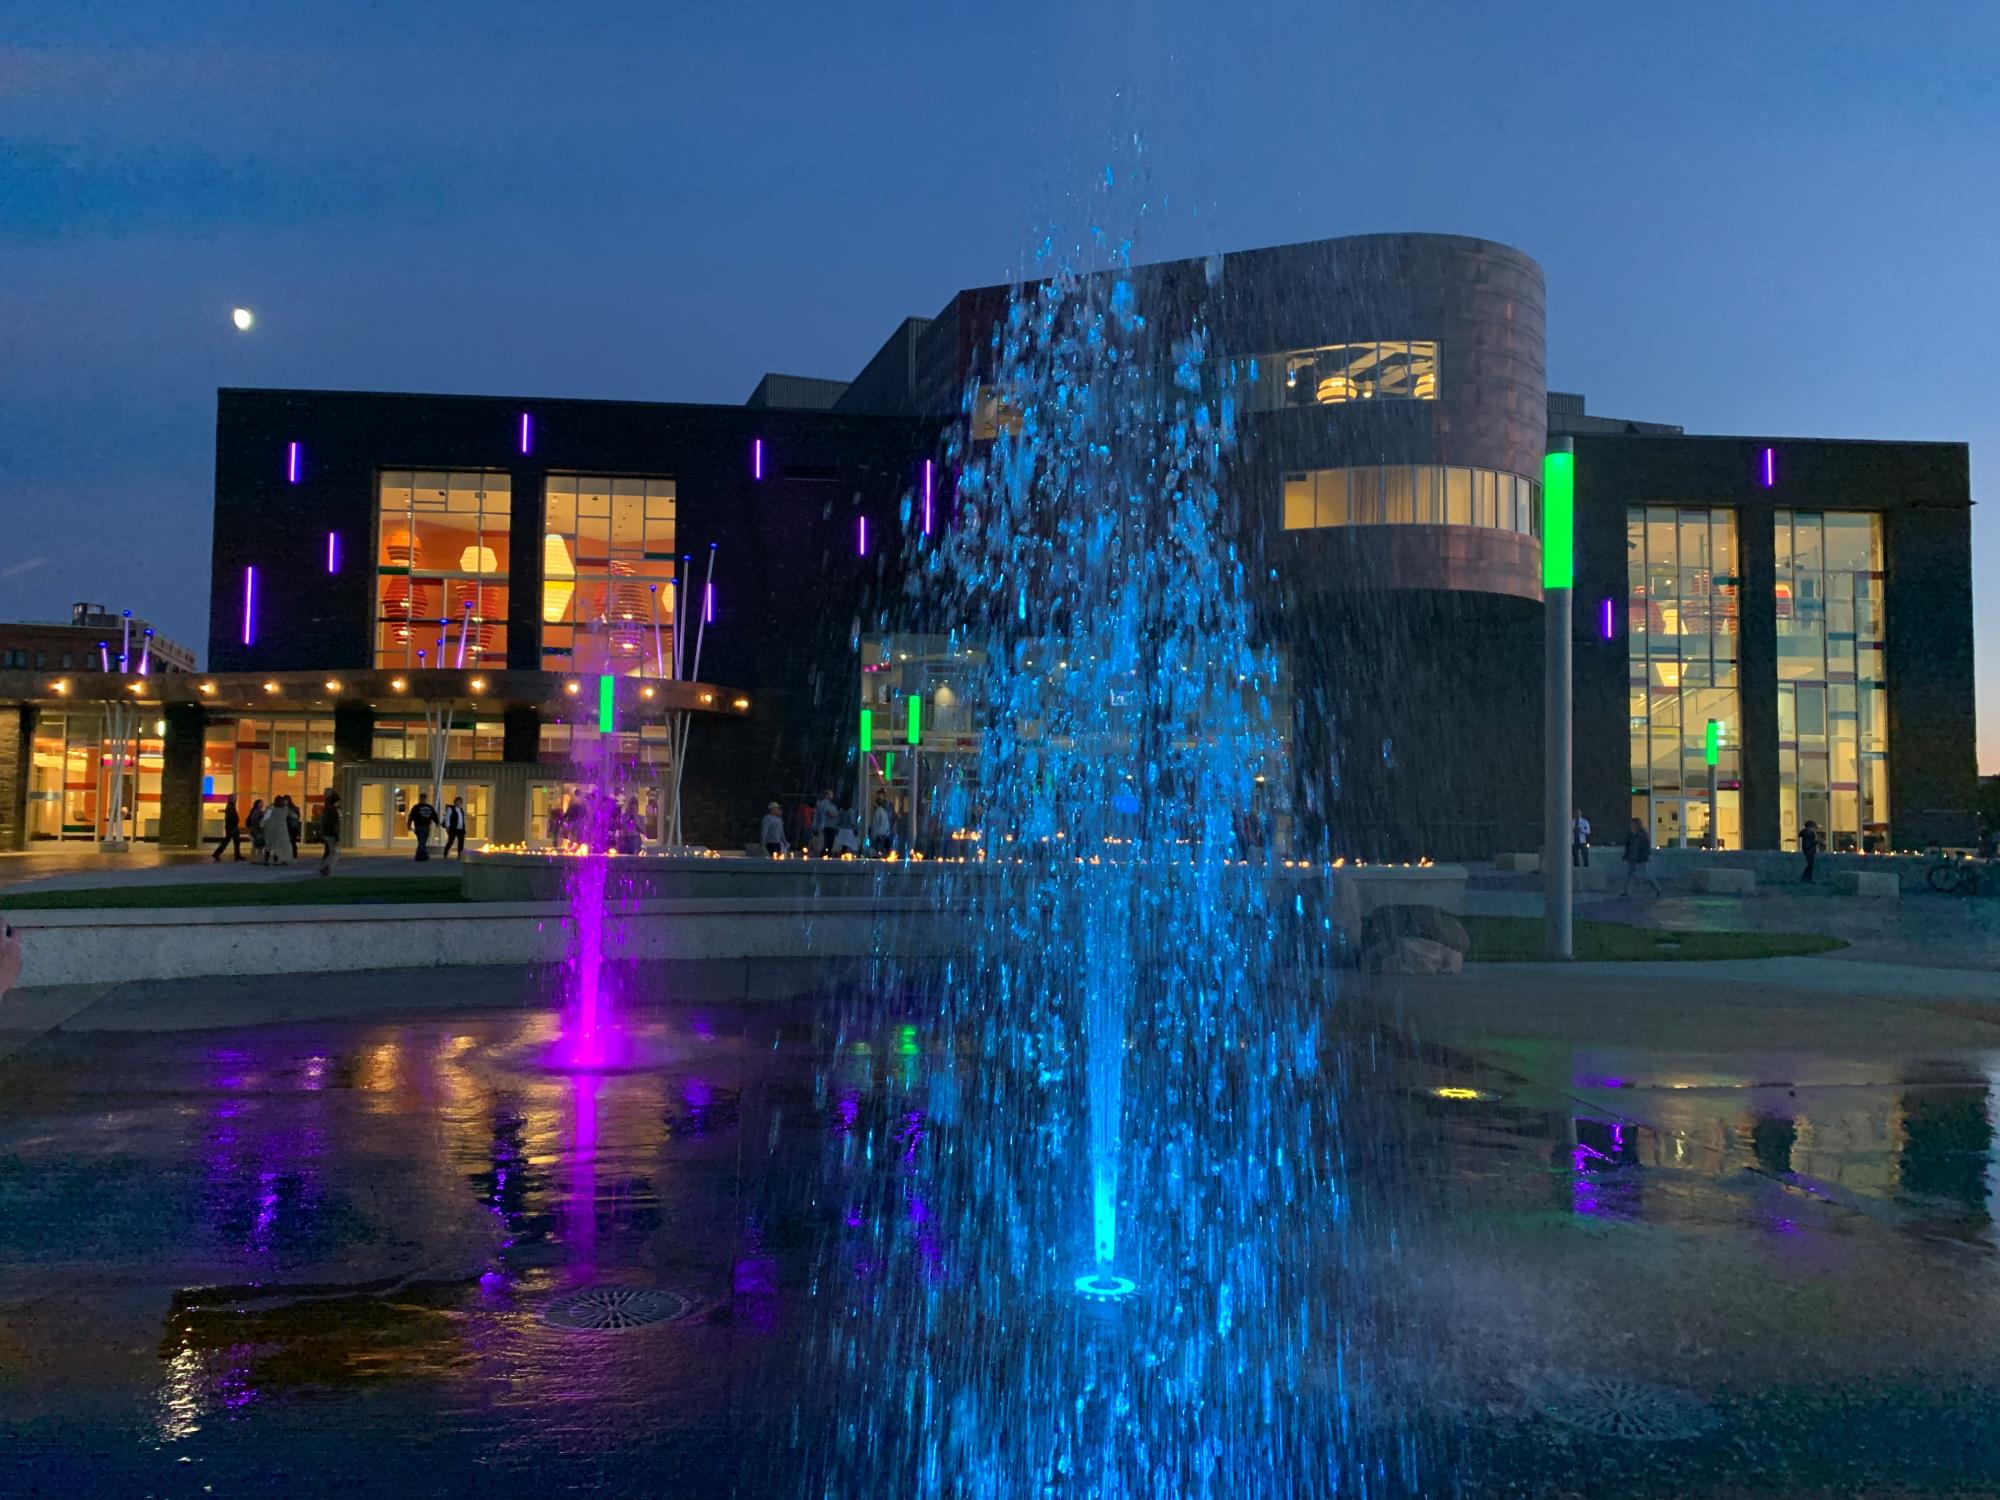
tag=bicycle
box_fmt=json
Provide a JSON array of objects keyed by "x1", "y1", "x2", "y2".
[{"x1": 1927, "y1": 855, "x2": 1985, "y2": 896}]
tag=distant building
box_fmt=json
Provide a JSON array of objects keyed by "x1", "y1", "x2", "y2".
[
  {"x1": 0, "y1": 233, "x2": 1979, "y2": 855},
  {"x1": 0, "y1": 603, "x2": 196, "y2": 675}
]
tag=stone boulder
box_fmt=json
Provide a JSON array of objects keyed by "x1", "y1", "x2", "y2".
[
  {"x1": 1362, "y1": 936, "x2": 1465, "y2": 976},
  {"x1": 1361, "y1": 903, "x2": 1471, "y2": 955}
]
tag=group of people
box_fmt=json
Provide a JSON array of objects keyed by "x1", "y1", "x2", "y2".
[
  {"x1": 760, "y1": 790, "x2": 896, "y2": 858},
  {"x1": 544, "y1": 789, "x2": 648, "y2": 855},
  {"x1": 210, "y1": 792, "x2": 342, "y2": 877},
  {"x1": 405, "y1": 795, "x2": 470, "y2": 860}
]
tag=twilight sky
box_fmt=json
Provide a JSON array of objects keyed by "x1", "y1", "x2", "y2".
[{"x1": 3, "y1": 1, "x2": 1995, "y2": 770}]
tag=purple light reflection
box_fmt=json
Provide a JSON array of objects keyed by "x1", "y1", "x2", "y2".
[{"x1": 286, "y1": 441, "x2": 299, "y2": 484}]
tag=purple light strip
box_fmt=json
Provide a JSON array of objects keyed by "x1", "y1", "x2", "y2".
[
  {"x1": 858, "y1": 515, "x2": 868, "y2": 556},
  {"x1": 1601, "y1": 597, "x2": 1615, "y2": 639},
  {"x1": 519, "y1": 412, "x2": 532, "y2": 454},
  {"x1": 241, "y1": 566, "x2": 256, "y2": 646},
  {"x1": 286, "y1": 441, "x2": 299, "y2": 484},
  {"x1": 922, "y1": 459, "x2": 934, "y2": 534},
  {"x1": 1761, "y1": 447, "x2": 1775, "y2": 487},
  {"x1": 752, "y1": 438, "x2": 764, "y2": 480},
  {"x1": 98, "y1": 642, "x2": 109, "y2": 672},
  {"x1": 326, "y1": 531, "x2": 340, "y2": 574},
  {"x1": 704, "y1": 581, "x2": 713, "y2": 624}
]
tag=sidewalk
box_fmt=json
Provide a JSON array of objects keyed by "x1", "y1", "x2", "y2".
[{"x1": 0, "y1": 847, "x2": 451, "y2": 894}]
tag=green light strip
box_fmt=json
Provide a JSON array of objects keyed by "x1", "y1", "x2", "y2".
[
  {"x1": 907, "y1": 694, "x2": 921, "y2": 745},
  {"x1": 598, "y1": 674, "x2": 615, "y2": 733},
  {"x1": 1543, "y1": 449, "x2": 1575, "y2": 590},
  {"x1": 1705, "y1": 718, "x2": 1720, "y2": 767},
  {"x1": 859, "y1": 707, "x2": 873, "y2": 753},
  {"x1": 287, "y1": 745, "x2": 297, "y2": 773},
  {"x1": 884, "y1": 751, "x2": 895, "y2": 778}
]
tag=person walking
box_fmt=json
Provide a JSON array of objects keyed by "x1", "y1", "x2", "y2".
[
  {"x1": 441, "y1": 796, "x2": 467, "y2": 859},
  {"x1": 318, "y1": 791, "x2": 343, "y2": 877},
  {"x1": 1621, "y1": 816, "x2": 1659, "y2": 897},
  {"x1": 1799, "y1": 819, "x2": 1820, "y2": 883},
  {"x1": 263, "y1": 794, "x2": 296, "y2": 867},
  {"x1": 408, "y1": 792, "x2": 439, "y2": 860},
  {"x1": 814, "y1": 789, "x2": 839, "y2": 857},
  {"x1": 760, "y1": 801, "x2": 788, "y2": 858},
  {"x1": 247, "y1": 798, "x2": 268, "y2": 863},
  {"x1": 284, "y1": 796, "x2": 302, "y2": 855},
  {"x1": 1572, "y1": 808, "x2": 1591, "y2": 868},
  {"x1": 833, "y1": 803, "x2": 862, "y2": 857},
  {"x1": 211, "y1": 796, "x2": 244, "y2": 861},
  {"x1": 870, "y1": 795, "x2": 893, "y2": 857}
]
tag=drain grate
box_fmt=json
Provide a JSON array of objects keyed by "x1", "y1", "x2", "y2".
[
  {"x1": 1520, "y1": 1372, "x2": 1720, "y2": 1442},
  {"x1": 541, "y1": 1286, "x2": 692, "y2": 1332}
]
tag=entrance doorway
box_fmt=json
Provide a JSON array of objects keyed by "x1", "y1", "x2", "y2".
[
  {"x1": 1644, "y1": 792, "x2": 1740, "y2": 851},
  {"x1": 354, "y1": 780, "x2": 494, "y2": 849}
]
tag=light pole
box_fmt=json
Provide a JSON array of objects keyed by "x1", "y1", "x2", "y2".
[
  {"x1": 1543, "y1": 438, "x2": 1575, "y2": 959},
  {"x1": 1705, "y1": 717, "x2": 1720, "y2": 850}
]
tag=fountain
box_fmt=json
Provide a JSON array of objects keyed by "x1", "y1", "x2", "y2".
[{"x1": 819, "y1": 209, "x2": 1386, "y2": 1495}]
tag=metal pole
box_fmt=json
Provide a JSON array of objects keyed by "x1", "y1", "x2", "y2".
[
  {"x1": 1706, "y1": 718, "x2": 1720, "y2": 850},
  {"x1": 909, "y1": 749, "x2": 920, "y2": 856},
  {"x1": 1543, "y1": 438, "x2": 1575, "y2": 959},
  {"x1": 668, "y1": 544, "x2": 717, "y2": 850}
]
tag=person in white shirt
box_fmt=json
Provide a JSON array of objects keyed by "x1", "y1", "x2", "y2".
[
  {"x1": 1572, "y1": 809, "x2": 1592, "y2": 868},
  {"x1": 870, "y1": 796, "x2": 893, "y2": 857},
  {"x1": 441, "y1": 796, "x2": 468, "y2": 858},
  {"x1": 759, "y1": 802, "x2": 788, "y2": 858}
]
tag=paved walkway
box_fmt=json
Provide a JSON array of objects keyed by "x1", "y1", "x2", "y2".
[{"x1": 0, "y1": 847, "x2": 450, "y2": 893}]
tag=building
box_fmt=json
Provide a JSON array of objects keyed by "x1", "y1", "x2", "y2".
[
  {"x1": 0, "y1": 232, "x2": 1978, "y2": 855},
  {"x1": 0, "y1": 603, "x2": 196, "y2": 675}
]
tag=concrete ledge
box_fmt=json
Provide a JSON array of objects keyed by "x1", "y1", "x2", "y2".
[
  {"x1": 1691, "y1": 867, "x2": 1757, "y2": 894},
  {"x1": 1494, "y1": 853, "x2": 1540, "y2": 873},
  {"x1": 1835, "y1": 870, "x2": 1900, "y2": 899},
  {"x1": 1573, "y1": 865, "x2": 1612, "y2": 893},
  {"x1": 4, "y1": 864, "x2": 1471, "y2": 987},
  {"x1": 5, "y1": 896, "x2": 960, "y2": 988}
]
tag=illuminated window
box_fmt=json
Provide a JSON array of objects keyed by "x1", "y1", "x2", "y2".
[
  {"x1": 1280, "y1": 465, "x2": 1539, "y2": 537},
  {"x1": 376, "y1": 471, "x2": 511, "y2": 668},
  {"x1": 1775, "y1": 510, "x2": 1887, "y2": 850},
  {"x1": 1249, "y1": 341, "x2": 1439, "y2": 410},
  {"x1": 542, "y1": 475, "x2": 677, "y2": 676},
  {"x1": 1626, "y1": 507, "x2": 1741, "y2": 850}
]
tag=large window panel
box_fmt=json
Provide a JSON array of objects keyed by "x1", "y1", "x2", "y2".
[
  {"x1": 542, "y1": 474, "x2": 677, "y2": 676},
  {"x1": 376, "y1": 470, "x2": 511, "y2": 669},
  {"x1": 1627, "y1": 506, "x2": 1741, "y2": 848},
  {"x1": 1280, "y1": 464, "x2": 1539, "y2": 537},
  {"x1": 1773, "y1": 509, "x2": 1887, "y2": 849}
]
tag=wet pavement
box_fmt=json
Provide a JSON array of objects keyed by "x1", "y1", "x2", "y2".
[{"x1": 6, "y1": 960, "x2": 2000, "y2": 1495}]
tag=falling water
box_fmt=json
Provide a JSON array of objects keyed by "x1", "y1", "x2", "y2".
[
  {"x1": 820, "y1": 213, "x2": 1384, "y2": 1495},
  {"x1": 554, "y1": 681, "x2": 624, "y2": 1071}
]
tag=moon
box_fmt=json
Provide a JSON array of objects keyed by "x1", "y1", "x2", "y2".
[{"x1": 231, "y1": 307, "x2": 255, "y2": 332}]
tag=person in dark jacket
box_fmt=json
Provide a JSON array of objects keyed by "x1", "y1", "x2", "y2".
[
  {"x1": 211, "y1": 797, "x2": 244, "y2": 861},
  {"x1": 1799, "y1": 820, "x2": 1820, "y2": 882},
  {"x1": 1621, "y1": 817, "x2": 1660, "y2": 897},
  {"x1": 246, "y1": 798, "x2": 267, "y2": 861},
  {"x1": 318, "y1": 791, "x2": 342, "y2": 877},
  {"x1": 441, "y1": 796, "x2": 467, "y2": 859},
  {"x1": 408, "y1": 794, "x2": 439, "y2": 860},
  {"x1": 284, "y1": 796, "x2": 302, "y2": 852}
]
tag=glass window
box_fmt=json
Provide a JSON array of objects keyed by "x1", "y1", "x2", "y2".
[
  {"x1": 1279, "y1": 465, "x2": 1536, "y2": 536},
  {"x1": 1446, "y1": 468, "x2": 1472, "y2": 526},
  {"x1": 1282, "y1": 474, "x2": 1314, "y2": 531},
  {"x1": 1627, "y1": 507, "x2": 1742, "y2": 849},
  {"x1": 1773, "y1": 510, "x2": 1886, "y2": 849},
  {"x1": 376, "y1": 470, "x2": 511, "y2": 669},
  {"x1": 542, "y1": 473, "x2": 677, "y2": 676},
  {"x1": 1254, "y1": 341, "x2": 1439, "y2": 410}
]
